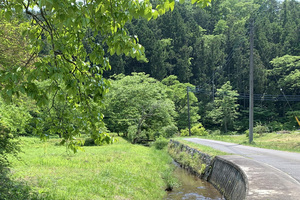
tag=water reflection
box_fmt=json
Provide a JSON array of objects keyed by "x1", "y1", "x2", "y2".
[{"x1": 166, "y1": 164, "x2": 224, "y2": 200}]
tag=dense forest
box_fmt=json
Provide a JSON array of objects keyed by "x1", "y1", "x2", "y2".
[
  {"x1": 103, "y1": 0, "x2": 300, "y2": 135},
  {"x1": 0, "y1": 0, "x2": 300, "y2": 151}
]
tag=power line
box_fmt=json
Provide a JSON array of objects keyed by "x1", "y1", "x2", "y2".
[{"x1": 188, "y1": 86, "x2": 300, "y2": 101}]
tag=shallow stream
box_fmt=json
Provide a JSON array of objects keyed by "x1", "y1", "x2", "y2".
[{"x1": 165, "y1": 164, "x2": 224, "y2": 200}]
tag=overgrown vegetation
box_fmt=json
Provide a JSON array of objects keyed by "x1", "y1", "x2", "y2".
[
  {"x1": 1, "y1": 0, "x2": 300, "y2": 156},
  {"x1": 7, "y1": 137, "x2": 177, "y2": 199},
  {"x1": 1, "y1": 0, "x2": 300, "y2": 197},
  {"x1": 174, "y1": 139, "x2": 229, "y2": 157},
  {"x1": 104, "y1": 0, "x2": 300, "y2": 134},
  {"x1": 198, "y1": 131, "x2": 300, "y2": 153},
  {"x1": 1, "y1": 0, "x2": 211, "y2": 158},
  {"x1": 167, "y1": 141, "x2": 225, "y2": 177},
  {"x1": 152, "y1": 136, "x2": 170, "y2": 150}
]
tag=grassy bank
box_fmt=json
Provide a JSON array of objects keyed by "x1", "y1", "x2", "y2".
[
  {"x1": 6, "y1": 137, "x2": 174, "y2": 200},
  {"x1": 172, "y1": 139, "x2": 229, "y2": 157},
  {"x1": 178, "y1": 131, "x2": 300, "y2": 153}
]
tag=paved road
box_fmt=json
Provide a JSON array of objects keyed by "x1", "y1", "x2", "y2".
[{"x1": 184, "y1": 138, "x2": 300, "y2": 183}]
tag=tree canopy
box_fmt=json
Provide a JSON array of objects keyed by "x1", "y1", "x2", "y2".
[
  {"x1": 1, "y1": 0, "x2": 300, "y2": 153},
  {"x1": 103, "y1": 73, "x2": 177, "y2": 143},
  {"x1": 0, "y1": 0, "x2": 211, "y2": 151}
]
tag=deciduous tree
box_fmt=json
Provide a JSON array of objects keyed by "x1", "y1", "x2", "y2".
[
  {"x1": 207, "y1": 81, "x2": 239, "y2": 133},
  {"x1": 0, "y1": 0, "x2": 211, "y2": 150},
  {"x1": 103, "y1": 73, "x2": 177, "y2": 143}
]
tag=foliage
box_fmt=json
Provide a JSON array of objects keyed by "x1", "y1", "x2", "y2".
[
  {"x1": 0, "y1": 96, "x2": 35, "y2": 167},
  {"x1": 168, "y1": 141, "x2": 211, "y2": 175},
  {"x1": 162, "y1": 169, "x2": 178, "y2": 191},
  {"x1": 268, "y1": 121, "x2": 284, "y2": 132},
  {"x1": 253, "y1": 122, "x2": 270, "y2": 135},
  {"x1": 1, "y1": 0, "x2": 211, "y2": 151},
  {"x1": 283, "y1": 110, "x2": 300, "y2": 130},
  {"x1": 162, "y1": 75, "x2": 200, "y2": 130},
  {"x1": 0, "y1": 124, "x2": 19, "y2": 168},
  {"x1": 103, "y1": 73, "x2": 177, "y2": 143},
  {"x1": 207, "y1": 81, "x2": 239, "y2": 133},
  {"x1": 209, "y1": 129, "x2": 221, "y2": 136},
  {"x1": 191, "y1": 123, "x2": 208, "y2": 136},
  {"x1": 180, "y1": 123, "x2": 208, "y2": 136},
  {"x1": 152, "y1": 136, "x2": 169, "y2": 150},
  {"x1": 0, "y1": 16, "x2": 37, "y2": 166},
  {"x1": 174, "y1": 139, "x2": 229, "y2": 157},
  {"x1": 180, "y1": 128, "x2": 189, "y2": 136},
  {"x1": 199, "y1": 131, "x2": 300, "y2": 153},
  {"x1": 84, "y1": 133, "x2": 114, "y2": 146},
  {"x1": 8, "y1": 137, "x2": 176, "y2": 199},
  {"x1": 161, "y1": 124, "x2": 179, "y2": 138},
  {"x1": 0, "y1": 167, "x2": 42, "y2": 200},
  {"x1": 127, "y1": 125, "x2": 139, "y2": 143},
  {"x1": 99, "y1": 0, "x2": 300, "y2": 133},
  {"x1": 269, "y1": 55, "x2": 300, "y2": 94},
  {"x1": 0, "y1": 16, "x2": 34, "y2": 72}
]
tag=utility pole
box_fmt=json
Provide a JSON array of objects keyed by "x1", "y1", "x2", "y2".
[
  {"x1": 212, "y1": 70, "x2": 215, "y2": 102},
  {"x1": 187, "y1": 87, "x2": 191, "y2": 136},
  {"x1": 249, "y1": 19, "x2": 254, "y2": 143}
]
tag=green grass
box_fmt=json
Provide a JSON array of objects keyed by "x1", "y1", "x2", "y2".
[
  {"x1": 6, "y1": 137, "x2": 175, "y2": 200},
  {"x1": 173, "y1": 138, "x2": 229, "y2": 157},
  {"x1": 177, "y1": 131, "x2": 300, "y2": 153}
]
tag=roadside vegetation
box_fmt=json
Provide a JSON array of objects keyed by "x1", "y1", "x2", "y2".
[
  {"x1": 177, "y1": 130, "x2": 300, "y2": 153},
  {"x1": 3, "y1": 137, "x2": 175, "y2": 200},
  {"x1": 1, "y1": 0, "x2": 300, "y2": 198},
  {"x1": 173, "y1": 138, "x2": 229, "y2": 157}
]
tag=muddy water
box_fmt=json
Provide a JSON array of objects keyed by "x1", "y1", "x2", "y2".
[{"x1": 165, "y1": 164, "x2": 224, "y2": 200}]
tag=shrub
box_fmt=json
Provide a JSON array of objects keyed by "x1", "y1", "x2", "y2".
[
  {"x1": 245, "y1": 129, "x2": 249, "y2": 137},
  {"x1": 127, "y1": 125, "x2": 138, "y2": 143},
  {"x1": 162, "y1": 170, "x2": 178, "y2": 191},
  {"x1": 153, "y1": 136, "x2": 169, "y2": 150},
  {"x1": 268, "y1": 121, "x2": 283, "y2": 132},
  {"x1": 209, "y1": 129, "x2": 221, "y2": 135},
  {"x1": 180, "y1": 128, "x2": 189, "y2": 136},
  {"x1": 0, "y1": 123, "x2": 20, "y2": 168},
  {"x1": 180, "y1": 123, "x2": 208, "y2": 136},
  {"x1": 162, "y1": 125, "x2": 178, "y2": 138},
  {"x1": 253, "y1": 122, "x2": 270, "y2": 135},
  {"x1": 191, "y1": 123, "x2": 208, "y2": 136},
  {"x1": 83, "y1": 138, "x2": 95, "y2": 146}
]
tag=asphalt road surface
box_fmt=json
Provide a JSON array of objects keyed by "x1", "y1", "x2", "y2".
[{"x1": 184, "y1": 138, "x2": 300, "y2": 183}]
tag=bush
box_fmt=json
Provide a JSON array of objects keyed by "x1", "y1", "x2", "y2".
[
  {"x1": 209, "y1": 129, "x2": 221, "y2": 135},
  {"x1": 162, "y1": 125, "x2": 178, "y2": 138},
  {"x1": 253, "y1": 122, "x2": 270, "y2": 135},
  {"x1": 0, "y1": 123, "x2": 20, "y2": 168},
  {"x1": 153, "y1": 136, "x2": 169, "y2": 150},
  {"x1": 180, "y1": 128, "x2": 189, "y2": 136},
  {"x1": 191, "y1": 123, "x2": 208, "y2": 136},
  {"x1": 245, "y1": 129, "x2": 249, "y2": 137},
  {"x1": 127, "y1": 125, "x2": 138, "y2": 143},
  {"x1": 180, "y1": 123, "x2": 208, "y2": 136},
  {"x1": 268, "y1": 121, "x2": 283, "y2": 132},
  {"x1": 83, "y1": 138, "x2": 95, "y2": 146},
  {"x1": 127, "y1": 126, "x2": 149, "y2": 144},
  {"x1": 162, "y1": 170, "x2": 178, "y2": 191}
]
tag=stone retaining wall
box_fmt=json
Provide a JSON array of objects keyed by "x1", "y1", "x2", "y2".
[
  {"x1": 168, "y1": 140, "x2": 212, "y2": 178},
  {"x1": 168, "y1": 140, "x2": 248, "y2": 200}
]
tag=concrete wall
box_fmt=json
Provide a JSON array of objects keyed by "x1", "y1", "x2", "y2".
[
  {"x1": 168, "y1": 140, "x2": 248, "y2": 200},
  {"x1": 208, "y1": 156, "x2": 248, "y2": 200}
]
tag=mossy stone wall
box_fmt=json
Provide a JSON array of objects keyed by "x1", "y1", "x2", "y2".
[{"x1": 168, "y1": 140, "x2": 247, "y2": 200}]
